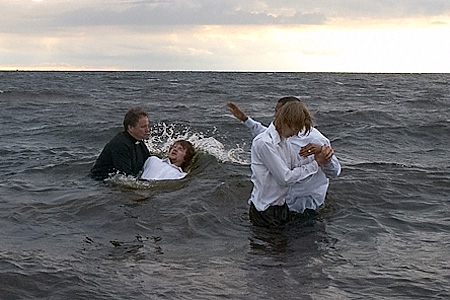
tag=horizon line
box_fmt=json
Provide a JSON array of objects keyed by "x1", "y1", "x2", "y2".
[{"x1": 1, "y1": 68, "x2": 449, "y2": 75}]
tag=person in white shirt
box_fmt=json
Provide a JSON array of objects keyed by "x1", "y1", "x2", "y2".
[
  {"x1": 140, "y1": 140, "x2": 195, "y2": 181},
  {"x1": 243, "y1": 100, "x2": 333, "y2": 227},
  {"x1": 226, "y1": 97, "x2": 341, "y2": 217}
]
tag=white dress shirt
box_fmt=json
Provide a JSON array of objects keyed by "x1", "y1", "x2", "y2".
[
  {"x1": 244, "y1": 117, "x2": 341, "y2": 213},
  {"x1": 249, "y1": 123, "x2": 319, "y2": 211},
  {"x1": 140, "y1": 156, "x2": 186, "y2": 180}
]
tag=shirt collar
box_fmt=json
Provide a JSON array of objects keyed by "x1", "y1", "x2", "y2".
[
  {"x1": 267, "y1": 123, "x2": 283, "y2": 145},
  {"x1": 162, "y1": 158, "x2": 184, "y2": 172},
  {"x1": 125, "y1": 131, "x2": 141, "y2": 144}
]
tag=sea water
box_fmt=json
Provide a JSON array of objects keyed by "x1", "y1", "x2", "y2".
[{"x1": 0, "y1": 71, "x2": 449, "y2": 299}]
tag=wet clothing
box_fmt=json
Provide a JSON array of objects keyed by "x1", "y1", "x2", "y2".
[
  {"x1": 140, "y1": 157, "x2": 186, "y2": 180},
  {"x1": 249, "y1": 202, "x2": 291, "y2": 227},
  {"x1": 90, "y1": 131, "x2": 150, "y2": 180},
  {"x1": 248, "y1": 123, "x2": 319, "y2": 215},
  {"x1": 244, "y1": 117, "x2": 341, "y2": 213}
]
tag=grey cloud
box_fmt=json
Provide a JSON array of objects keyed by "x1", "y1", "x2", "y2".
[
  {"x1": 1, "y1": 0, "x2": 450, "y2": 35},
  {"x1": 48, "y1": 2, "x2": 326, "y2": 28},
  {"x1": 0, "y1": 1, "x2": 321, "y2": 34}
]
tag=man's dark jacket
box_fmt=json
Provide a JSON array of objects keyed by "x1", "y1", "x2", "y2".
[{"x1": 90, "y1": 131, "x2": 150, "y2": 180}]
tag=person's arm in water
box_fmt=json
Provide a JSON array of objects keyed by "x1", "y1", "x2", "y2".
[{"x1": 226, "y1": 102, "x2": 267, "y2": 137}]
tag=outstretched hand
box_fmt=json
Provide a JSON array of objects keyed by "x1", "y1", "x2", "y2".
[{"x1": 226, "y1": 102, "x2": 248, "y2": 122}]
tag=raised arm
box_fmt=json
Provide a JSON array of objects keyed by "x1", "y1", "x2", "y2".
[
  {"x1": 226, "y1": 102, "x2": 267, "y2": 137},
  {"x1": 226, "y1": 102, "x2": 248, "y2": 122}
]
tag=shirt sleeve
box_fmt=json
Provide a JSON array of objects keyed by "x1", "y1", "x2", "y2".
[
  {"x1": 320, "y1": 155, "x2": 341, "y2": 178},
  {"x1": 255, "y1": 141, "x2": 319, "y2": 187},
  {"x1": 243, "y1": 117, "x2": 267, "y2": 137}
]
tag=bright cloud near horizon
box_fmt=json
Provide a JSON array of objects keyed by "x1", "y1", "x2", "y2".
[{"x1": 1, "y1": 0, "x2": 450, "y2": 72}]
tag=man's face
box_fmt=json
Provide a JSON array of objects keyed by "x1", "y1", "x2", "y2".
[
  {"x1": 168, "y1": 143, "x2": 187, "y2": 167},
  {"x1": 128, "y1": 116, "x2": 150, "y2": 140}
]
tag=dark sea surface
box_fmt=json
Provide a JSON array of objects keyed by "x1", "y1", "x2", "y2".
[{"x1": 0, "y1": 71, "x2": 449, "y2": 300}]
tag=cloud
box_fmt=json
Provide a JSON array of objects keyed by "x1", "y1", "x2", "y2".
[
  {"x1": 1, "y1": 1, "x2": 450, "y2": 72},
  {"x1": 2, "y1": 0, "x2": 450, "y2": 35},
  {"x1": 0, "y1": 0, "x2": 326, "y2": 34}
]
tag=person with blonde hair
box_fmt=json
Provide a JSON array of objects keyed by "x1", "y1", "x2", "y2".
[
  {"x1": 227, "y1": 97, "x2": 341, "y2": 218},
  {"x1": 247, "y1": 100, "x2": 334, "y2": 227}
]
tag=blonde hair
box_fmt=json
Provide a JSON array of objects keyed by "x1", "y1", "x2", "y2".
[{"x1": 273, "y1": 100, "x2": 312, "y2": 135}]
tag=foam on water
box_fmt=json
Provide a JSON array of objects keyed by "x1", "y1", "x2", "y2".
[
  {"x1": 146, "y1": 122, "x2": 249, "y2": 164},
  {"x1": 106, "y1": 122, "x2": 250, "y2": 188}
]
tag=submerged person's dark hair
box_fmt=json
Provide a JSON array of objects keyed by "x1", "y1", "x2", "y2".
[
  {"x1": 123, "y1": 107, "x2": 148, "y2": 131},
  {"x1": 170, "y1": 140, "x2": 196, "y2": 171}
]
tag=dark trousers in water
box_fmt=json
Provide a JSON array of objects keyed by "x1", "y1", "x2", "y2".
[
  {"x1": 249, "y1": 202, "x2": 291, "y2": 227},
  {"x1": 249, "y1": 202, "x2": 319, "y2": 228}
]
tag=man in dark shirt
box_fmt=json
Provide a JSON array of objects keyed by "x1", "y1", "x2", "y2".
[{"x1": 90, "y1": 107, "x2": 151, "y2": 180}]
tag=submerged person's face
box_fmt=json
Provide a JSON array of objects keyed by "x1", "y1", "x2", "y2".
[{"x1": 168, "y1": 143, "x2": 187, "y2": 167}]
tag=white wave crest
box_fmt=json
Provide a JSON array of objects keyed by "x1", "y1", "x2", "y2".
[{"x1": 145, "y1": 122, "x2": 249, "y2": 164}]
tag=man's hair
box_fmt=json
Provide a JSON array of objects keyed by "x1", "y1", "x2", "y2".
[
  {"x1": 273, "y1": 100, "x2": 312, "y2": 135},
  {"x1": 277, "y1": 96, "x2": 300, "y2": 106},
  {"x1": 170, "y1": 140, "x2": 196, "y2": 171},
  {"x1": 123, "y1": 107, "x2": 148, "y2": 131}
]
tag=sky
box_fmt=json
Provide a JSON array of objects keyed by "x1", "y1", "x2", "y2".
[{"x1": 1, "y1": 0, "x2": 450, "y2": 72}]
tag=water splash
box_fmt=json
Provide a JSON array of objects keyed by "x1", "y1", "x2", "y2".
[
  {"x1": 145, "y1": 122, "x2": 249, "y2": 164},
  {"x1": 107, "y1": 122, "x2": 250, "y2": 189}
]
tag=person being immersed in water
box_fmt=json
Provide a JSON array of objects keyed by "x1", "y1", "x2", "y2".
[{"x1": 140, "y1": 139, "x2": 196, "y2": 181}]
